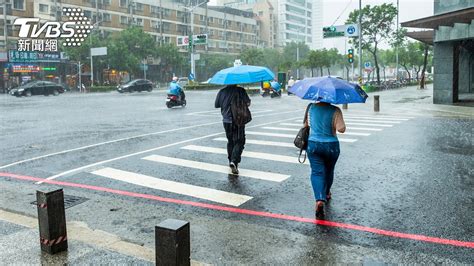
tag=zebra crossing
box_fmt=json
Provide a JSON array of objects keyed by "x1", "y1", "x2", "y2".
[{"x1": 87, "y1": 113, "x2": 416, "y2": 207}]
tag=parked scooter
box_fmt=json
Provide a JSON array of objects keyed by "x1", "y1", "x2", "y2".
[{"x1": 166, "y1": 93, "x2": 186, "y2": 108}]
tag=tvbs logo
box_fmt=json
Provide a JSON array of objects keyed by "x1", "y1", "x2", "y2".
[{"x1": 13, "y1": 8, "x2": 93, "y2": 51}]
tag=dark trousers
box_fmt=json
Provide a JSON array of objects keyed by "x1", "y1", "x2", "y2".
[
  {"x1": 223, "y1": 122, "x2": 246, "y2": 165},
  {"x1": 307, "y1": 141, "x2": 340, "y2": 202},
  {"x1": 180, "y1": 91, "x2": 186, "y2": 101}
]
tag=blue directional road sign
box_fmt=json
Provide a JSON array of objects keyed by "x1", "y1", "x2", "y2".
[
  {"x1": 364, "y1": 62, "x2": 372, "y2": 68},
  {"x1": 189, "y1": 73, "x2": 195, "y2": 81},
  {"x1": 347, "y1": 26, "x2": 356, "y2": 35}
]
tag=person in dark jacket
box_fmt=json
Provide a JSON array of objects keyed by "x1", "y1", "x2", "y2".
[{"x1": 215, "y1": 85, "x2": 251, "y2": 174}]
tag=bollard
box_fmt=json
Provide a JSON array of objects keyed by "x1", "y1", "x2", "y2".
[
  {"x1": 342, "y1": 103, "x2": 348, "y2": 110},
  {"x1": 36, "y1": 189, "x2": 68, "y2": 254},
  {"x1": 155, "y1": 219, "x2": 190, "y2": 266},
  {"x1": 374, "y1": 95, "x2": 380, "y2": 112}
]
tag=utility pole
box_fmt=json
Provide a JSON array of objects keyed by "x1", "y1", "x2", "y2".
[
  {"x1": 395, "y1": 0, "x2": 399, "y2": 81},
  {"x1": 296, "y1": 26, "x2": 301, "y2": 79},
  {"x1": 183, "y1": 1, "x2": 207, "y2": 81},
  {"x1": 3, "y1": 1, "x2": 8, "y2": 51},
  {"x1": 358, "y1": 0, "x2": 363, "y2": 83},
  {"x1": 78, "y1": 61, "x2": 83, "y2": 92}
]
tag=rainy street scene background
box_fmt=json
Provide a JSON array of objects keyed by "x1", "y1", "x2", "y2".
[{"x1": 1, "y1": 0, "x2": 473, "y2": 264}]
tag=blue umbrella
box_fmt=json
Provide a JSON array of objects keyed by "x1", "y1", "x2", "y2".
[
  {"x1": 209, "y1": 65, "x2": 275, "y2": 85},
  {"x1": 288, "y1": 76, "x2": 368, "y2": 104}
]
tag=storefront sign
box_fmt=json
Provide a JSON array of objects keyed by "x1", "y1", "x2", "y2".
[{"x1": 8, "y1": 50, "x2": 61, "y2": 62}]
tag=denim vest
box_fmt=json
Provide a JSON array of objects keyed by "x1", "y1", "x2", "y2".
[{"x1": 308, "y1": 104, "x2": 339, "y2": 143}]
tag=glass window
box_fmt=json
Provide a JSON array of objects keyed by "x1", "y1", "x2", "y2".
[
  {"x1": 120, "y1": 16, "x2": 128, "y2": 25},
  {"x1": 286, "y1": 14, "x2": 305, "y2": 24},
  {"x1": 258, "y1": 11, "x2": 263, "y2": 16},
  {"x1": 135, "y1": 3, "x2": 143, "y2": 12},
  {"x1": 120, "y1": 0, "x2": 127, "y2": 8},
  {"x1": 13, "y1": 0, "x2": 24, "y2": 10},
  {"x1": 39, "y1": 4, "x2": 48, "y2": 13},
  {"x1": 84, "y1": 10, "x2": 92, "y2": 18},
  {"x1": 102, "y1": 13, "x2": 111, "y2": 22},
  {"x1": 286, "y1": 4, "x2": 305, "y2": 16}
]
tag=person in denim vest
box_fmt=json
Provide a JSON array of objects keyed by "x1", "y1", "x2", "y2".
[{"x1": 304, "y1": 102, "x2": 346, "y2": 218}]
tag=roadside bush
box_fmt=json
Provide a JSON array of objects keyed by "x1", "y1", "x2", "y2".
[
  {"x1": 184, "y1": 84, "x2": 223, "y2": 90},
  {"x1": 87, "y1": 86, "x2": 117, "y2": 93}
]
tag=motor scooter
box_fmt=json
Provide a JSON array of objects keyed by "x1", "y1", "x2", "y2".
[{"x1": 166, "y1": 93, "x2": 186, "y2": 108}]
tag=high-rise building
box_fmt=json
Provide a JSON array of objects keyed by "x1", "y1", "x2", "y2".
[{"x1": 217, "y1": 0, "x2": 323, "y2": 50}]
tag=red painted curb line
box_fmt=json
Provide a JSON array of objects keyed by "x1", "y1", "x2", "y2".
[{"x1": 2, "y1": 172, "x2": 473, "y2": 249}]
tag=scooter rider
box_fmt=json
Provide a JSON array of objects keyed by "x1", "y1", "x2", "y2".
[
  {"x1": 168, "y1": 77, "x2": 185, "y2": 101},
  {"x1": 270, "y1": 81, "x2": 282, "y2": 98}
]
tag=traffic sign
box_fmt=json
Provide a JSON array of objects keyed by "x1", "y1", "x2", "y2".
[
  {"x1": 189, "y1": 73, "x2": 195, "y2": 81},
  {"x1": 176, "y1": 36, "x2": 190, "y2": 47},
  {"x1": 364, "y1": 61, "x2": 371, "y2": 68},
  {"x1": 323, "y1": 24, "x2": 359, "y2": 38}
]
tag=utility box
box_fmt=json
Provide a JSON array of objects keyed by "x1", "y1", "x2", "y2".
[{"x1": 278, "y1": 72, "x2": 287, "y2": 90}]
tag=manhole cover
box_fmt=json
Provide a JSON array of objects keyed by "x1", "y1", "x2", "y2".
[{"x1": 31, "y1": 195, "x2": 89, "y2": 209}]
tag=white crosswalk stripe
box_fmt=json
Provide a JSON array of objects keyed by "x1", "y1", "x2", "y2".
[
  {"x1": 344, "y1": 119, "x2": 400, "y2": 124},
  {"x1": 143, "y1": 155, "x2": 290, "y2": 182},
  {"x1": 91, "y1": 167, "x2": 252, "y2": 206},
  {"x1": 260, "y1": 127, "x2": 371, "y2": 136},
  {"x1": 245, "y1": 131, "x2": 358, "y2": 142},
  {"x1": 181, "y1": 145, "x2": 310, "y2": 164},
  {"x1": 345, "y1": 122, "x2": 393, "y2": 127},
  {"x1": 344, "y1": 115, "x2": 410, "y2": 121},
  {"x1": 280, "y1": 123, "x2": 383, "y2": 132},
  {"x1": 214, "y1": 137, "x2": 295, "y2": 148}
]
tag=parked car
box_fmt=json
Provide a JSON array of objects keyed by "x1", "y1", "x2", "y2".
[
  {"x1": 117, "y1": 79, "x2": 153, "y2": 93},
  {"x1": 10, "y1": 81, "x2": 66, "y2": 97}
]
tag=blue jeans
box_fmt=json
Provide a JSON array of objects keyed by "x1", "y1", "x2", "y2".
[{"x1": 307, "y1": 141, "x2": 340, "y2": 202}]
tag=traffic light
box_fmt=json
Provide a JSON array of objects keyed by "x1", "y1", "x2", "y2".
[
  {"x1": 347, "y1": 48, "x2": 354, "y2": 64},
  {"x1": 323, "y1": 26, "x2": 337, "y2": 33},
  {"x1": 188, "y1": 35, "x2": 193, "y2": 49}
]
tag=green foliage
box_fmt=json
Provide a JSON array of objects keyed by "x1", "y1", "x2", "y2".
[
  {"x1": 87, "y1": 86, "x2": 117, "y2": 93},
  {"x1": 241, "y1": 48, "x2": 265, "y2": 65},
  {"x1": 346, "y1": 3, "x2": 398, "y2": 84}
]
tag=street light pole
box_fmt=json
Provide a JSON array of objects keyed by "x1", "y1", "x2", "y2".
[
  {"x1": 184, "y1": 1, "x2": 207, "y2": 82},
  {"x1": 296, "y1": 28, "x2": 300, "y2": 79},
  {"x1": 358, "y1": 0, "x2": 362, "y2": 83},
  {"x1": 89, "y1": 20, "x2": 102, "y2": 87},
  {"x1": 395, "y1": 0, "x2": 399, "y2": 81}
]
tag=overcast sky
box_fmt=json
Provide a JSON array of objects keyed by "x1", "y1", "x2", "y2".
[{"x1": 208, "y1": 0, "x2": 434, "y2": 51}]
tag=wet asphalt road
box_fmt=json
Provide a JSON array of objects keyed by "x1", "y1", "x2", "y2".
[{"x1": 0, "y1": 87, "x2": 473, "y2": 264}]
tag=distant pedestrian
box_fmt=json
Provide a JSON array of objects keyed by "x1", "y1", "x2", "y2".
[
  {"x1": 287, "y1": 76, "x2": 295, "y2": 95},
  {"x1": 215, "y1": 85, "x2": 251, "y2": 174},
  {"x1": 304, "y1": 101, "x2": 346, "y2": 218}
]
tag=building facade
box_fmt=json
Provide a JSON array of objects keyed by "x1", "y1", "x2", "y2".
[
  {"x1": 403, "y1": 1, "x2": 474, "y2": 105},
  {"x1": 218, "y1": 0, "x2": 323, "y2": 50},
  {"x1": 0, "y1": 0, "x2": 259, "y2": 55}
]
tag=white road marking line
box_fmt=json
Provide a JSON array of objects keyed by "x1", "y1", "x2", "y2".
[
  {"x1": 346, "y1": 127, "x2": 383, "y2": 131},
  {"x1": 181, "y1": 145, "x2": 309, "y2": 164},
  {"x1": 0, "y1": 121, "x2": 221, "y2": 170},
  {"x1": 245, "y1": 131, "x2": 358, "y2": 143},
  {"x1": 214, "y1": 137, "x2": 295, "y2": 148},
  {"x1": 39, "y1": 115, "x2": 302, "y2": 183},
  {"x1": 344, "y1": 115, "x2": 410, "y2": 121},
  {"x1": 261, "y1": 127, "x2": 370, "y2": 136},
  {"x1": 344, "y1": 119, "x2": 400, "y2": 124},
  {"x1": 92, "y1": 167, "x2": 252, "y2": 207},
  {"x1": 281, "y1": 123, "x2": 383, "y2": 131},
  {"x1": 143, "y1": 155, "x2": 289, "y2": 182},
  {"x1": 345, "y1": 122, "x2": 393, "y2": 127}
]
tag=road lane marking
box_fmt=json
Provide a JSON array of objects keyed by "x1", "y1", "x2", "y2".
[
  {"x1": 91, "y1": 167, "x2": 252, "y2": 207},
  {"x1": 344, "y1": 119, "x2": 400, "y2": 124},
  {"x1": 281, "y1": 123, "x2": 383, "y2": 132},
  {"x1": 261, "y1": 127, "x2": 371, "y2": 136},
  {"x1": 4, "y1": 172, "x2": 473, "y2": 249},
  {"x1": 245, "y1": 131, "x2": 358, "y2": 143},
  {"x1": 214, "y1": 137, "x2": 296, "y2": 148},
  {"x1": 142, "y1": 155, "x2": 289, "y2": 182},
  {"x1": 181, "y1": 145, "x2": 308, "y2": 164},
  {"x1": 344, "y1": 115, "x2": 410, "y2": 121},
  {"x1": 39, "y1": 115, "x2": 302, "y2": 183},
  {"x1": 345, "y1": 122, "x2": 393, "y2": 127}
]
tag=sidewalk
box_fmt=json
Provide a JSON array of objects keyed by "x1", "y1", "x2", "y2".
[{"x1": 0, "y1": 209, "x2": 206, "y2": 265}]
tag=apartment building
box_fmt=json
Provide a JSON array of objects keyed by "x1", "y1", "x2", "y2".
[
  {"x1": 218, "y1": 0, "x2": 323, "y2": 50},
  {"x1": 0, "y1": 0, "x2": 259, "y2": 55}
]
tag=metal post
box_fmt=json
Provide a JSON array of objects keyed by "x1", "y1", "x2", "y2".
[
  {"x1": 358, "y1": 0, "x2": 362, "y2": 84},
  {"x1": 78, "y1": 61, "x2": 82, "y2": 92},
  {"x1": 3, "y1": 1, "x2": 7, "y2": 50},
  {"x1": 36, "y1": 189, "x2": 68, "y2": 254},
  {"x1": 143, "y1": 60, "x2": 146, "y2": 79},
  {"x1": 395, "y1": 0, "x2": 399, "y2": 81},
  {"x1": 190, "y1": 10, "x2": 195, "y2": 80},
  {"x1": 155, "y1": 219, "x2": 190, "y2": 266},
  {"x1": 296, "y1": 27, "x2": 300, "y2": 78},
  {"x1": 374, "y1": 95, "x2": 380, "y2": 112}
]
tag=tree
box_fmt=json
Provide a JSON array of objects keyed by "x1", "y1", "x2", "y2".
[
  {"x1": 261, "y1": 48, "x2": 283, "y2": 73},
  {"x1": 304, "y1": 50, "x2": 324, "y2": 77},
  {"x1": 241, "y1": 48, "x2": 264, "y2": 65},
  {"x1": 155, "y1": 43, "x2": 187, "y2": 81},
  {"x1": 283, "y1": 42, "x2": 310, "y2": 77},
  {"x1": 346, "y1": 3, "x2": 398, "y2": 84}
]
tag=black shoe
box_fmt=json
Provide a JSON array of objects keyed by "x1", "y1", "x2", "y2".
[
  {"x1": 229, "y1": 162, "x2": 239, "y2": 175},
  {"x1": 315, "y1": 201, "x2": 325, "y2": 219}
]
